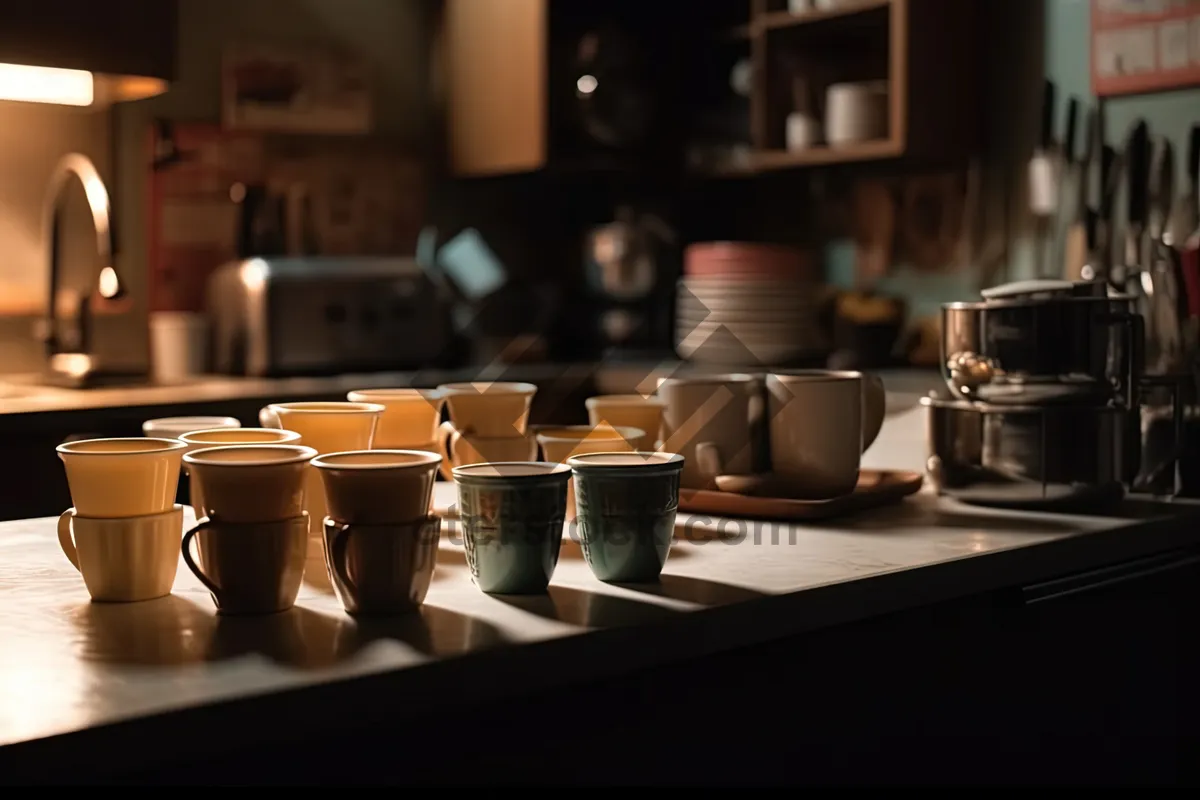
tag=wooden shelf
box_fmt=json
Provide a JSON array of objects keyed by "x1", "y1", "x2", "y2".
[
  {"x1": 752, "y1": 138, "x2": 903, "y2": 170},
  {"x1": 758, "y1": 0, "x2": 891, "y2": 32}
]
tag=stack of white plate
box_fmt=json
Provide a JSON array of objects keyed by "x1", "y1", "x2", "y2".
[{"x1": 675, "y1": 277, "x2": 830, "y2": 366}]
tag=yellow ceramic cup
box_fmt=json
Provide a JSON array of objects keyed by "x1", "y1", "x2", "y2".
[
  {"x1": 535, "y1": 425, "x2": 641, "y2": 521},
  {"x1": 58, "y1": 504, "x2": 184, "y2": 602},
  {"x1": 347, "y1": 388, "x2": 445, "y2": 449},
  {"x1": 584, "y1": 395, "x2": 666, "y2": 451},
  {"x1": 178, "y1": 428, "x2": 303, "y2": 515},
  {"x1": 436, "y1": 421, "x2": 537, "y2": 480},
  {"x1": 265, "y1": 402, "x2": 385, "y2": 588},
  {"x1": 437, "y1": 381, "x2": 537, "y2": 438},
  {"x1": 57, "y1": 438, "x2": 187, "y2": 518}
]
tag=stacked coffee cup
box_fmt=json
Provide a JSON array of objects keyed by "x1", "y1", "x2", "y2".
[
  {"x1": 56, "y1": 437, "x2": 189, "y2": 602},
  {"x1": 312, "y1": 450, "x2": 443, "y2": 615},
  {"x1": 181, "y1": 444, "x2": 318, "y2": 615},
  {"x1": 436, "y1": 382, "x2": 539, "y2": 476}
]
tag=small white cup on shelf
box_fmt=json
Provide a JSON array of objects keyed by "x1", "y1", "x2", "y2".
[
  {"x1": 825, "y1": 81, "x2": 889, "y2": 145},
  {"x1": 786, "y1": 113, "x2": 823, "y2": 151}
]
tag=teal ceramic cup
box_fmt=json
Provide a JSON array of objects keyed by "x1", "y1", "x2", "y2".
[
  {"x1": 567, "y1": 451, "x2": 684, "y2": 583},
  {"x1": 452, "y1": 461, "x2": 571, "y2": 594}
]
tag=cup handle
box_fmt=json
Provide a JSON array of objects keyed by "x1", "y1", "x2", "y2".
[
  {"x1": 180, "y1": 518, "x2": 222, "y2": 598},
  {"x1": 328, "y1": 520, "x2": 357, "y2": 593},
  {"x1": 860, "y1": 374, "x2": 887, "y2": 453},
  {"x1": 57, "y1": 510, "x2": 80, "y2": 572},
  {"x1": 694, "y1": 441, "x2": 723, "y2": 487},
  {"x1": 259, "y1": 406, "x2": 281, "y2": 429},
  {"x1": 437, "y1": 420, "x2": 458, "y2": 480}
]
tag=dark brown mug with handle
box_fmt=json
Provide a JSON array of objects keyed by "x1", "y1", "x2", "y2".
[
  {"x1": 181, "y1": 514, "x2": 309, "y2": 615},
  {"x1": 322, "y1": 516, "x2": 441, "y2": 615}
]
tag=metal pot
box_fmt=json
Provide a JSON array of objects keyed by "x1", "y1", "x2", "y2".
[
  {"x1": 941, "y1": 281, "x2": 1141, "y2": 405},
  {"x1": 923, "y1": 394, "x2": 1131, "y2": 511}
]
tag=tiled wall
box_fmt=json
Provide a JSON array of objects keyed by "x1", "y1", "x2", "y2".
[{"x1": 0, "y1": 0, "x2": 431, "y2": 375}]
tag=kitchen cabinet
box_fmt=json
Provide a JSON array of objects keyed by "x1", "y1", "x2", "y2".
[
  {"x1": 438, "y1": 0, "x2": 983, "y2": 177},
  {"x1": 109, "y1": 548, "x2": 1200, "y2": 785},
  {"x1": 746, "y1": 0, "x2": 981, "y2": 172},
  {"x1": 437, "y1": 0, "x2": 697, "y2": 176},
  {"x1": 0, "y1": 1, "x2": 176, "y2": 102}
]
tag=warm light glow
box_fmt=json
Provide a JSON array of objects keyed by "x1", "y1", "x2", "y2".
[
  {"x1": 576, "y1": 74, "x2": 597, "y2": 95},
  {"x1": 241, "y1": 258, "x2": 269, "y2": 291},
  {"x1": 0, "y1": 62, "x2": 94, "y2": 106},
  {"x1": 97, "y1": 267, "x2": 120, "y2": 299},
  {"x1": 50, "y1": 353, "x2": 94, "y2": 378}
]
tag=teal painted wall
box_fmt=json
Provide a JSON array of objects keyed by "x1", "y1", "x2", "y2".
[
  {"x1": 830, "y1": 0, "x2": 1199, "y2": 322},
  {"x1": 1046, "y1": 0, "x2": 1198, "y2": 190}
]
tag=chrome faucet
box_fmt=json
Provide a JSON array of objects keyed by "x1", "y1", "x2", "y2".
[{"x1": 36, "y1": 153, "x2": 127, "y2": 386}]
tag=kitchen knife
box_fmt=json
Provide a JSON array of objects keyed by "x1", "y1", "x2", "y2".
[
  {"x1": 1064, "y1": 105, "x2": 1093, "y2": 281},
  {"x1": 1029, "y1": 80, "x2": 1057, "y2": 277},
  {"x1": 1117, "y1": 119, "x2": 1150, "y2": 291}
]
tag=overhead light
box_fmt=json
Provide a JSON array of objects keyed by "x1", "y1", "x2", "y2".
[
  {"x1": 0, "y1": 62, "x2": 93, "y2": 106},
  {"x1": 0, "y1": 61, "x2": 167, "y2": 108}
]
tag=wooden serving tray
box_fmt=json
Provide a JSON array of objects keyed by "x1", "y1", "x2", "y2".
[{"x1": 678, "y1": 469, "x2": 924, "y2": 522}]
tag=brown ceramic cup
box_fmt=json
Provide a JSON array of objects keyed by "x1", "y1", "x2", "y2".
[
  {"x1": 178, "y1": 429, "x2": 303, "y2": 517},
  {"x1": 183, "y1": 444, "x2": 318, "y2": 524},
  {"x1": 323, "y1": 515, "x2": 441, "y2": 615},
  {"x1": 311, "y1": 450, "x2": 442, "y2": 525},
  {"x1": 181, "y1": 514, "x2": 309, "y2": 615}
]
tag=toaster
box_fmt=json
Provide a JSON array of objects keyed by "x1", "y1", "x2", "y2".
[{"x1": 207, "y1": 257, "x2": 454, "y2": 376}]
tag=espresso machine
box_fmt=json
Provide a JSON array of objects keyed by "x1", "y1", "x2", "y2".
[
  {"x1": 922, "y1": 278, "x2": 1187, "y2": 511},
  {"x1": 582, "y1": 206, "x2": 676, "y2": 357}
]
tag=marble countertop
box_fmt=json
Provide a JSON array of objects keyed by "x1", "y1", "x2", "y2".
[{"x1": 3, "y1": 405, "x2": 1199, "y2": 778}]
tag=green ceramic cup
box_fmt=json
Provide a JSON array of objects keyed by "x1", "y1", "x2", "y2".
[
  {"x1": 452, "y1": 461, "x2": 571, "y2": 594},
  {"x1": 567, "y1": 451, "x2": 684, "y2": 583}
]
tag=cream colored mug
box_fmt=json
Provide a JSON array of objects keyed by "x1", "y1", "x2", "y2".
[
  {"x1": 58, "y1": 505, "x2": 184, "y2": 602},
  {"x1": 656, "y1": 374, "x2": 764, "y2": 490},
  {"x1": 765, "y1": 370, "x2": 886, "y2": 499}
]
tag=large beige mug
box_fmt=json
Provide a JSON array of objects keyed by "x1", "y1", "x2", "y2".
[
  {"x1": 585, "y1": 395, "x2": 665, "y2": 451},
  {"x1": 178, "y1": 428, "x2": 303, "y2": 517},
  {"x1": 436, "y1": 421, "x2": 538, "y2": 480},
  {"x1": 265, "y1": 402, "x2": 384, "y2": 588},
  {"x1": 347, "y1": 388, "x2": 445, "y2": 449},
  {"x1": 656, "y1": 374, "x2": 765, "y2": 490},
  {"x1": 58, "y1": 505, "x2": 184, "y2": 602},
  {"x1": 765, "y1": 370, "x2": 886, "y2": 499},
  {"x1": 438, "y1": 381, "x2": 537, "y2": 438},
  {"x1": 57, "y1": 438, "x2": 187, "y2": 518},
  {"x1": 184, "y1": 444, "x2": 318, "y2": 523},
  {"x1": 535, "y1": 424, "x2": 642, "y2": 520}
]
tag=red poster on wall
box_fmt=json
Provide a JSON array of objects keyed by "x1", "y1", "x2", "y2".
[{"x1": 1092, "y1": 0, "x2": 1200, "y2": 97}]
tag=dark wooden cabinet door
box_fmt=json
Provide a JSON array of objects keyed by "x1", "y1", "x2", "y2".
[
  {"x1": 0, "y1": 1, "x2": 176, "y2": 79},
  {"x1": 1011, "y1": 548, "x2": 1200, "y2": 784}
]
